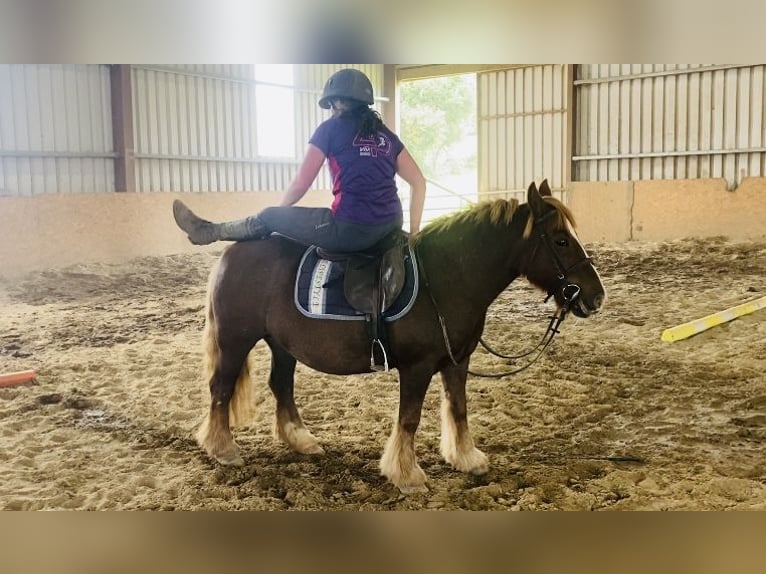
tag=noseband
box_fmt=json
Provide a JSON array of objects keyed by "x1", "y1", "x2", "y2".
[{"x1": 527, "y1": 209, "x2": 592, "y2": 313}]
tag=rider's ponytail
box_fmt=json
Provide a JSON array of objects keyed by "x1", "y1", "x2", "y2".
[{"x1": 341, "y1": 101, "x2": 383, "y2": 138}]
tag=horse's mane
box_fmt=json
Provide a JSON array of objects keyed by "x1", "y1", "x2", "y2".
[
  {"x1": 414, "y1": 197, "x2": 576, "y2": 245},
  {"x1": 522, "y1": 197, "x2": 577, "y2": 238}
]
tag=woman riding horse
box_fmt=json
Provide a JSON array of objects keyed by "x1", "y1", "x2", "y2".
[{"x1": 173, "y1": 68, "x2": 427, "y2": 253}]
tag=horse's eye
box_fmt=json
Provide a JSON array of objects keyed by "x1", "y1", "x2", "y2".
[{"x1": 555, "y1": 238, "x2": 569, "y2": 248}]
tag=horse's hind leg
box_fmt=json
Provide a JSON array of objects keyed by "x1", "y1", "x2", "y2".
[
  {"x1": 439, "y1": 358, "x2": 488, "y2": 475},
  {"x1": 380, "y1": 365, "x2": 433, "y2": 493},
  {"x1": 197, "y1": 335, "x2": 255, "y2": 467},
  {"x1": 266, "y1": 341, "x2": 323, "y2": 455}
]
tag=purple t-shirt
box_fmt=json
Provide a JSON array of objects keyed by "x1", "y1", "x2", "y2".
[{"x1": 309, "y1": 115, "x2": 404, "y2": 225}]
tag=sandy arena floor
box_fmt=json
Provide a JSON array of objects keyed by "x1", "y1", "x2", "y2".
[{"x1": 1, "y1": 237, "x2": 765, "y2": 510}]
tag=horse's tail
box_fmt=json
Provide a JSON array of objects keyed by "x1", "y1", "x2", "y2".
[{"x1": 200, "y1": 260, "x2": 257, "y2": 430}]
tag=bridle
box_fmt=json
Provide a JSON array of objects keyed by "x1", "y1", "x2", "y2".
[
  {"x1": 525, "y1": 209, "x2": 592, "y2": 308},
  {"x1": 419, "y1": 207, "x2": 593, "y2": 379}
]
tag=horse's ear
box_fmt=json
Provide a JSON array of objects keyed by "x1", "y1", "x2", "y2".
[
  {"x1": 527, "y1": 180, "x2": 545, "y2": 218},
  {"x1": 539, "y1": 179, "x2": 552, "y2": 197}
]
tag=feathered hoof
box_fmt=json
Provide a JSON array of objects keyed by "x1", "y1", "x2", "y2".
[
  {"x1": 298, "y1": 443, "x2": 325, "y2": 455},
  {"x1": 443, "y1": 445, "x2": 489, "y2": 476},
  {"x1": 380, "y1": 461, "x2": 429, "y2": 495},
  {"x1": 214, "y1": 451, "x2": 244, "y2": 467},
  {"x1": 275, "y1": 421, "x2": 325, "y2": 455},
  {"x1": 398, "y1": 483, "x2": 429, "y2": 495},
  {"x1": 462, "y1": 448, "x2": 490, "y2": 476}
]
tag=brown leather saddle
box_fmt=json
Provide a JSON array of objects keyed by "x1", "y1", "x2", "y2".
[{"x1": 316, "y1": 230, "x2": 407, "y2": 371}]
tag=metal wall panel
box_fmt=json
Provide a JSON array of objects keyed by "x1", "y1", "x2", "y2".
[
  {"x1": 132, "y1": 64, "x2": 384, "y2": 193},
  {"x1": 478, "y1": 65, "x2": 569, "y2": 203},
  {"x1": 132, "y1": 64, "x2": 261, "y2": 192},
  {"x1": 574, "y1": 64, "x2": 766, "y2": 186},
  {"x1": 0, "y1": 64, "x2": 114, "y2": 196}
]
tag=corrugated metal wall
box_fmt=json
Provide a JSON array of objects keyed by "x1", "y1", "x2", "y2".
[
  {"x1": 574, "y1": 64, "x2": 766, "y2": 186},
  {"x1": 0, "y1": 64, "x2": 114, "y2": 196},
  {"x1": 0, "y1": 64, "x2": 384, "y2": 196},
  {"x1": 132, "y1": 64, "x2": 384, "y2": 193},
  {"x1": 478, "y1": 65, "x2": 569, "y2": 202},
  {"x1": 132, "y1": 64, "x2": 263, "y2": 192},
  {"x1": 10, "y1": 64, "x2": 762, "y2": 199}
]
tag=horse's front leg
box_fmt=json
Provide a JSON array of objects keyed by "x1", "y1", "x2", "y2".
[
  {"x1": 380, "y1": 364, "x2": 433, "y2": 493},
  {"x1": 267, "y1": 341, "x2": 323, "y2": 455},
  {"x1": 440, "y1": 357, "x2": 488, "y2": 475}
]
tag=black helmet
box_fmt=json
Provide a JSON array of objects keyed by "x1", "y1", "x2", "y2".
[{"x1": 318, "y1": 68, "x2": 374, "y2": 109}]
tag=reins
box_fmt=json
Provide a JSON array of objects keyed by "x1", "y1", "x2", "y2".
[
  {"x1": 473, "y1": 308, "x2": 569, "y2": 378},
  {"x1": 413, "y1": 207, "x2": 587, "y2": 379},
  {"x1": 416, "y1": 249, "x2": 571, "y2": 379}
]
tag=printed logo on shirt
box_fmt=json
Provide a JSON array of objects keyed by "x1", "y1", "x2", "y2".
[{"x1": 353, "y1": 132, "x2": 392, "y2": 158}]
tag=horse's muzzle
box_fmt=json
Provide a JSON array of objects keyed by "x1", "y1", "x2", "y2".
[
  {"x1": 555, "y1": 281, "x2": 604, "y2": 318},
  {"x1": 571, "y1": 291, "x2": 604, "y2": 318}
]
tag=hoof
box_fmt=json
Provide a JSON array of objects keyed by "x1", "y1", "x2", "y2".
[
  {"x1": 399, "y1": 483, "x2": 429, "y2": 495},
  {"x1": 382, "y1": 464, "x2": 428, "y2": 494},
  {"x1": 275, "y1": 421, "x2": 324, "y2": 455},
  {"x1": 470, "y1": 464, "x2": 489, "y2": 476},
  {"x1": 298, "y1": 443, "x2": 325, "y2": 455},
  {"x1": 215, "y1": 452, "x2": 244, "y2": 467},
  {"x1": 445, "y1": 447, "x2": 489, "y2": 475},
  {"x1": 467, "y1": 451, "x2": 489, "y2": 475}
]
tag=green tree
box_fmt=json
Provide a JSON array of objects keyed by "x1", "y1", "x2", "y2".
[{"x1": 400, "y1": 75, "x2": 476, "y2": 178}]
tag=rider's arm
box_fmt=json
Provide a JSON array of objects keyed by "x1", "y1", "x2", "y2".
[
  {"x1": 280, "y1": 144, "x2": 326, "y2": 207},
  {"x1": 396, "y1": 149, "x2": 426, "y2": 235}
]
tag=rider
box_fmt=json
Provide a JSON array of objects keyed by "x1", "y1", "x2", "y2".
[{"x1": 173, "y1": 68, "x2": 427, "y2": 252}]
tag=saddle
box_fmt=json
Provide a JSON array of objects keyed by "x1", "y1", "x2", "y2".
[{"x1": 317, "y1": 230, "x2": 407, "y2": 371}]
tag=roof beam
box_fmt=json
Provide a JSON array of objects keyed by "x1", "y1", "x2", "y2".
[{"x1": 396, "y1": 65, "x2": 523, "y2": 81}]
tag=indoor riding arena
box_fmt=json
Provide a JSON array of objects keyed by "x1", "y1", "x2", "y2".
[{"x1": 1, "y1": 65, "x2": 765, "y2": 510}]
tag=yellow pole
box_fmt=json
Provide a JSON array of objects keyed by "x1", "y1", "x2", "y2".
[{"x1": 661, "y1": 295, "x2": 766, "y2": 342}]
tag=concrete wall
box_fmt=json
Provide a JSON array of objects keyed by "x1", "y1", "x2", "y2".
[
  {"x1": 567, "y1": 177, "x2": 766, "y2": 244},
  {"x1": 1, "y1": 178, "x2": 764, "y2": 278}
]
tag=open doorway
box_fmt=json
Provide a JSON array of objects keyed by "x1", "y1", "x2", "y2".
[{"x1": 398, "y1": 73, "x2": 477, "y2": 227}]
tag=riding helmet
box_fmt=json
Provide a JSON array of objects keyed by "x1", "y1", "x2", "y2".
[{"x1": 318, "y1": 68, "x2": 374, "y2": 109}]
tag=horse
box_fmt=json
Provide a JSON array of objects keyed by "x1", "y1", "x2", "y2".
[{"x1": 194, "y1": 179, "x2": 606, "y2": 493}]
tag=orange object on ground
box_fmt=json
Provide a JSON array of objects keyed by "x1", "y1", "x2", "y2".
[{"x1": 0, "y1": 370, "x2": 37, "y2": 388}]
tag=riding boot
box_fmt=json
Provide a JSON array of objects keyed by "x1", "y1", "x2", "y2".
[{"x1": 172, "y1": 200, "x2": 269, "y2": 245}]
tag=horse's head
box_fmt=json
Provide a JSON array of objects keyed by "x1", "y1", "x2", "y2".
[{"x1": 522, "y1": 180, "x2": 606, "y2": 318}]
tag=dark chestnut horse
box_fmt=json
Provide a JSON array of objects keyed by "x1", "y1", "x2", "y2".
[{"x1": 195, "y1": 180, "x2": 605, "y2": 493}]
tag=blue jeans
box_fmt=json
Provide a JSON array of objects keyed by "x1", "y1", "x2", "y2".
[{"x1": 258, "y1": 206, "x2": 403, "y2": 252}]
